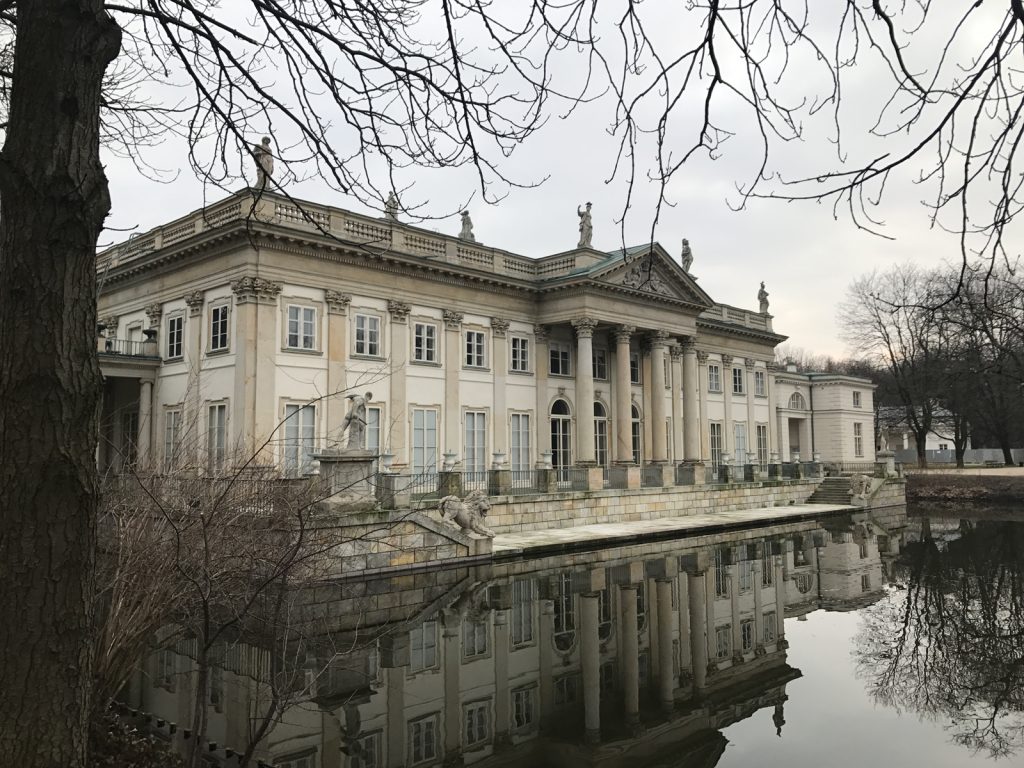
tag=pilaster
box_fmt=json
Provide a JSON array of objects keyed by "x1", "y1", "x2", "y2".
[
  {"x1": 230, "y1": 276, "x2": 282, "y2": 460},
  {"x1": 388, "y1": 300, "x2": 410, "y2": 466},
  {"x1": 649, "y1": 330, "x2": 670, "y2": 462},
  {"x1": 614, "y1": 325, "x2": 635, "y2": 463},
  {"x1": 721, "y1": 354, "x2": 733, "y2": 463},
  {"x1": 325, "y1": 290, "x2": 351, "y2": 447},
  {"x1": 492, "y1": 317, "x2": 510, "y2": 460},
  {"x1": 696, "y1": 350, "x2": 709, "y2": 462},
  {"x1": 443, "y1": 310, "x2": 463, "y2": 458},
  {"x1": 534, "y1": 324, "x2": 549, "y2": 466},
  {"x1": 580, "y1": 593, "x2": 601, "y2": 743},
  {"x1": 669, "y1": 344, "x2": 684, "y2": 463},
  {"x1": 185, "y1": 291, "x2": 204, "y2": 465}
]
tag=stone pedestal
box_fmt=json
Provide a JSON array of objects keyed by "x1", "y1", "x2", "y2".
[
  {"x1": 535, "y1": 467, "x2": 558, "y2": 493},
  {"x1": 609, "y1": 464, "x2": 641, "y2": 490},
  {"x1": 438, "y1": 470, "x2": 463, "y2": 497},
  {"x1": 676, "y1": 461, "x2": 705, "y2": 486},
  {"x1": 744, "y1": 463, "x2": 756, "y2": 482},
  {"x1": 488, "y1": 468, "x2": 512, "y2": 496},
  {"x1": 314, "y1": 449, "x2": 377, "y2": 510},
  {"x1": 719, "y1": 464, "x2": 736, "y2": 484},
  {"x1": 585, "y1": 465, "x2": 606, "y2": 491},
  {"x1": 768, "y1": 463, "x2": 782, "y2": 480},
  {"x1": 877, "y1": 450, "x2": 897, "y2": 478},
  {"x1": 376, "y1": 473, "x2": 410, "y2": 509}
]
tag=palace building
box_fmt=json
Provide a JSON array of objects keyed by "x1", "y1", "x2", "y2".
[{"x1": 95, "y1": 188, "x2": 874, "y2": 479}]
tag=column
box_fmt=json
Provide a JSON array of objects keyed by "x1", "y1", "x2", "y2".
[
  {"x1": 669, "y1": 344, "x2": 684, "y2": 463},
  {"x1": 753, "y1": 544, "x2": 764, "y2": 649},
  {"x1": 538, "y1": 598, "x2": 555, "y2": 724},
  {"x1": 185, "y1": 291, "x2": 204, "y2": 464},
  {"x1": 766, "y1": 365, "x2": 779, "y2": 456},
  {"x1": 492, "y1": 319, "x2": 510, "y2": 460},
  {"x1": 385, "y1": 667, "x2": 406, "y2": 768},
  {"x1": 721, "y1": 354, "x2": 734, "y2": 462},
  {"x1": 230, "y1": 276, "x2": 282, "y2": 460},
  {"x1": 443, "y1": 310, "x2": 463, "y2": 459},
  {"x1": 388, "y1": 300, "x2": 410, "y2": 466},
  {"x1": 580, "y1": 593, "x2": 601, "y2": 742},
  {"x1": 649, "y1": 330, "x2": 669, "y2": 462},
  {"x1": 534, "y1": 325, "x2": 549, "y2": 465},
  {"x1": 493, "y1": 609, "x2": 511, "y2": 746},
  {"x1": 656, "y1": 578, "x2": 674, "y2": 711},
  {"x1": 687, "y1": 571, "x2": 708, "y2": 689},
  {"x1": 325, "y1": 290, "x2": 351, "y2": 448},
  {"x1": 620, "y1": 585, "x2": 640, "y2": 724},
  {"x1": 442, "y1": 610, "x2": 462, "y2": 761},
  {"x1": 696, "y1": 350, "x2": 709, "y2": 461},
  {"x1": 137, "y1": 379, "x2": 154, "y2": 465},
  {"x1": 614, "y1": 325, "x2": 635, "y2": 463},
  {"x1": 573, "y1": 317, "x2": 598, "y2": 464},
  {"x1": 682, "y1": 338, "x2": 701, "y2": 462},
  {"x1": 745, "y1": 358, "x2": 758, "y2": 468},
  {"x1": 676, "y1": 571, "x2": 691, "y2": 680}
]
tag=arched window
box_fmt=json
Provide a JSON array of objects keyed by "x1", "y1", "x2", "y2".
[
  {"x1": 594, "y1": 402, "x2": 609, "y2": 470},
  {"x1": 631, "y1": 404, "x2": 643, "y2": 465},
  {"x1": 550, "y1": 399, "x2": 572, "y2": 482},
  {"x1": 788, "y1": 392, "x2": 807, "y2": 410}
]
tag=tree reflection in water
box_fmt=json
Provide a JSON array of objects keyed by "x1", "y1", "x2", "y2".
[{"x1": 854, "y1": 519, "x2": 1024, "y2": 758}]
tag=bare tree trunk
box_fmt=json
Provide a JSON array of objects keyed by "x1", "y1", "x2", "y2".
[
  {"x1": 0, "y1": 0, "x2": 120, "y2": 764},
  {"x1": 914, "y1": 434, "x2": 929, "y2": 469}
]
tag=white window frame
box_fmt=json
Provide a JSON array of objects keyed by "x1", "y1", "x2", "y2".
[
  {"x1": 549, "y1": 341, "x2": 571, "y2": 376},
  {"x1": 462, "y1": 619, "x2": 488, "y2": 660},
  {"x1": 411, "y1": 408, "x2": 439, "y2": 475},
  {"x1": 283, "y1": 403, "x2": 317, "y2": 477},
  {"x1": 285, "y1": 304, "x2": 318, "y2": 351},
  {"x1": 409, "y1": 621, "x2": 438, "y2": 672},
  {"x1": 463, "y1": 700, "x2": 491, "y2": 749},
  {"x1": 408, "y1": 714, "x2": 440, "y2": 765},
  {"x1": 754, "y1": 369, "x2": 767, "y2": 397},
  {"x1": 366, "y1": 406, "x2": 382, "y2": 455},
  {"x1": 354, "y1": 313, "x2": 381, "y2": 357},
  {"x1": 464, "y1": 410, "x2": 487, "y2": 474},
  {"x1": 853, "y1": 390, "x2": 862, "y2": 408},
  {"x1": 854, "y1": 422, "x2": 864, "y2": 457},
  {"x1": 740, "y1": 618, "x2": 755, "y2": 651},
  {"x1": 511, "y1": 686, "x2": 537, "y2": 730},
  {"x1": 412, "y1": 321, "x2": 438, "y2": 363},
  {"x1": 593, "y1": 348, "x2": 608, "y2": 380},
  {"x1": 464, "y1": 329, "x2": 487, "y2": 368},
  {"x1": 630, "y1": 352, "x2": 641, "y2": 384},
  {"x1": 511, "y1": 578, "x2": 535, "y2": 646},
  {"x1": 351, "y1": 732, "x2": 381, "y2": 768},
  {"x1": 209, "y1": 302, "x2": 230, "y2": 353},
  {"x1": 509, "y1": 412, "x2": 531, "y2": 472},
  {"x1": 164, "y1": 407, "x2": 183, "y2": 471},
  {"x1": 510, "y1": 335, "x2": 530, "y2": 373},
  {"x1": 715, "y1": 624, "x2": 732, "y2": 659},
  {"x1": 207, "y1": 401, "x2": 228, "y2": 473},
  {"x1": 732, "y1": 367, "x2": 745, "y2": 395},
  {"x1": 734, "y1": 422, "x2": 747, "y2": 464},
  {"x1": 166, "y1": 314, "x2": 184, "y2": 360},
  {"x1": 756, "y1": 423, "x2": 769, "y2": 468},
  {"x1": 707, "y1": 363, "x2": 721, "y2": 393},
  {"x1": 709, "y1": 422, "x2": 724, "y2": 466}
]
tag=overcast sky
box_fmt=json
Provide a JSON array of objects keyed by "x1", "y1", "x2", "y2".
[{"x1": 100, "y1": 1, "x2": 987, "y2": 359}]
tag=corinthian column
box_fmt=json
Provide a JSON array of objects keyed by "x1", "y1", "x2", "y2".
[
  {"x1": 682, "y1": 337, "x2": 701, "y2": 462},
  {"x1": 614, "y1": 325, "x2": 635, "y2": 463},
  {"x1": 573, "y1": 317, "x2": 598, "y2": 464},
  {"x1": 443, "y1": 310, "x2": 463, "y2": 459},
  {"x1": 670, "y1": 344, "x2": 683, "y2": 462},
  {"x1": 649, "y1": 330, "x2": 670, "y2": 462}
]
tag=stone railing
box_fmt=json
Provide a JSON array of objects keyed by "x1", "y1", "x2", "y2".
[
  {"x1": 96, "y1": 191, "x2": 586, "y2": 281},
  {"x1": 699, "y1": 303, "x2": 772, "y2": 331}
]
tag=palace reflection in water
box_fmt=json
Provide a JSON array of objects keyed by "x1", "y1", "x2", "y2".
[{"x1": 129, "y1": 510, "x2": 909, "y2": 767}]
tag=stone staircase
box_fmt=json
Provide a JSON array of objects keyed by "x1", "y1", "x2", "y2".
[{"x1": 807, "y1": 477, "x2": 854, "y2": 505}]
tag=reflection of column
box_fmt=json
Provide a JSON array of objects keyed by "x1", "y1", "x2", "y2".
[
  {"x1": 753, "y1": 545, "x2": 764, "y2": 647},
  {"x1": 687, "y1": 571, "x2": 708, "y2": 689},
  {"x1": 442, "y1": 612, "x2": 462, "y2": 760},
  {"x1": 385, "y1": 667, "x2": 406, "y2": 768},
  {"x1": 649, "y1": 331, "x2": 669, "y2": 462},
  {"x1": 721, "y1": 354, "x2": 734, "y2": 460},
  {"x1": 573, "y1": 318, "x2": 598, "y2": 464},
  {"x1": 492, "y1": 319, "x2": 510, "y2": 459},
  {"x1": 534, "y1": 325, "x2": 549, "y2": 464},
  {"x1": 325, "y1": 291, "x2": 351, "y2": 447},
  {"x1": 620, "y1": 585, "x2": 640, "y2": 723},
  {"x1": 443, "y1": 311, "x2": 463, "y2": 458},
  {"x1": 581, "y1": 593, "x2": 601, "y2": 742},
  {"x1": 656, "y1": 578, "x2": 674, "y2": 710},
  {"x1": 614, "y1": 326, "x2": 635, "y2": 463},
  {"x1": 538, "y1": 599, "x2": 554, "y2": 722},
  {"x1": 388, "y1": 300, "x2": 410, "y2": 466},
  {"x1": 774, "y1": 555, "x2": 786, "y2": 642},
  {"x1": 682, "y1": 338, "x2": 700, "y2": 462},
  {"x1": 670, "y1": 345, "x2": 684, "y2": 462},
  {"x1": 696, "y1": 351, "x2": 709, "y2": 461},
  {"x1": 137, "y1": 380, "x2": 153, "y2": 465},
  {"x1": 677, "y1": 571, "x2": 691, "y2": 677},
  {"x1": 493, "y1": 609, "x2": 511, "y2": 745}
]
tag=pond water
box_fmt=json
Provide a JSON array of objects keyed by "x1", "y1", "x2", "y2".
[{"x1": 139, "y1": 508, "x2": 1024, "y2": 767}]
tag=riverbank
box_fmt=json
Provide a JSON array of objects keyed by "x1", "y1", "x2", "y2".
[{"x1": 907, "y1": 467, "x2": 1024, "y2": 503}]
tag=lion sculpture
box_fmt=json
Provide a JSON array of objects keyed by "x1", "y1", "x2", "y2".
[
  {"x1": 849, "y1": 473, "x2": 873, "y2": 499},
  {"x1": 438, "y1": 490, "x2": 496, "y2": 537}
]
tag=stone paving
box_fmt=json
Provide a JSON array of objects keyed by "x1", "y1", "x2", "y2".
[{"x1": 491, "y1": 502, "x2": 856, "y2": 556}]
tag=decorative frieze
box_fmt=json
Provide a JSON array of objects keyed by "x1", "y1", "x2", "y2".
[
  {"x1": 230, "y1": 276, "x2": 282, "y2": 305},
  {"x1": 443, "y1": 309, "x2": 464, "y2": 330},
  {"x1": 387, "y1": 300, "x2": 411, "y2": 323},
  {"x1": 491, "y1": 317, "x2": 511, "y2": 338},
  {"x1": 325, "y1": 290, "x2": 351, "y2": 315},
  {"x1": 184, "y1": 291, "x2": 204, "y2": 316}
]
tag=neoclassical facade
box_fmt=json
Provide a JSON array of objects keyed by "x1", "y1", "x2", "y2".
[{"x1": 96, "y1": 188, "x2": 873, "y2": 476}]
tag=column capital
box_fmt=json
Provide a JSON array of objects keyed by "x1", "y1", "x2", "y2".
[
  {"x1": 145, "y1": 303, "x2": 163, "y2": 327},
  {"x1": 231, "y1": 276, "x2": 282, "y2": 305},
  {"x1": 720, "y1": 354, "x2": 733, "y2": 366},
  {"x1": 325, "y1": 290, "x2": 351, "y2": 314},
  {"x1": 491, "y1": 317, "x2": 511, "y2": 338},
  {"x1": 98, "y1": 315, "x2": 119, "y2": 334},
  {"x1": 744, "y1": 357, "x2": 757, "y2": 369},
  {"x1": 668, "y1": 343, "x2": 683, "y2": 360},
  {"x1": 533, "y1": 324, "x2": 550, "y2": 341},
  {"x1": 647, "y1": 329, "x2": 671, "y2": 348},
  {"x1": 443, "y1": 309, "x2": 464, "y2": 330},
  {"x1": 680, "y1": 336, "x2": 697, "y2": 353},
  {"x1": 387, "y1": 299, "x2": 411, "y2": 323},
  {"x1": 613, "y1": 324, "x2": 635, "y2": 344},
  {"x1": 696, "y1": 350, "x2": 709, "y2": 365},
  {"x1": 572, "y1": 317, "x2": 599, "y2": 338},
  {"x1": 184, "y1": 291, "x2": 204, "y2": 316}
]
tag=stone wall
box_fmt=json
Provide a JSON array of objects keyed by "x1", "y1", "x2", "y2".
[
  {"x1": 863, "y1": 478, "x2": 907, "y2": 509},
  {"x1": 907, "y1": 473, "x2": 1024, "y2": 504},
  {"x1": 470, "y1": 479, "x2": 823, "y2": 535}
]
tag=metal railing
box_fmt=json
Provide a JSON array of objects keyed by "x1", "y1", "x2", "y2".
[
  {"x1": 401, "y1": 472, "x2": 440, "y2": 499},
  {"x1": 641, "y1": 464, "x2": 663, "y2": 487},
  {"x1": 556, "y1": 467, "x2": 589, "y2": 491},
  {"x1": 823, "y1": 461, "x2": 881, "y2": 477},
  {"x1": 509, "y1": 469, "x2": 544, "y2": 495}
]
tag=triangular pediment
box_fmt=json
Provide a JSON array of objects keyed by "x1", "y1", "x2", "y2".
[{"x1": 592, "y1": 244, "x2": 714, "y2": 308}]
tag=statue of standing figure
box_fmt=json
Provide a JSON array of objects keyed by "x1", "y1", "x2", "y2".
[
  {"x1": 758, "y1": 281, "x2": 770, "y2": 314},
  {"x1": 384, "y1": 192, "x2": 399, "y2": 222},
  {"x1": 458, "y1": 210, "x2": 475, "y2": 242},
  {"x1": 341, "y1": 391, "x2": 373, "y2": 450},
  {"x1": 577, "y1": 202, "x2": 593, "y2": 248},
  {"x1": 252, "y1": 136, "x2": 274, "y2": 188},
  {"x1": 681, "y1": 238, "x2": 694, "y2": 272}
]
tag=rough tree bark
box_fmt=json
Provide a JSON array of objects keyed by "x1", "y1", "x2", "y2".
[{"x1": 0, "y1": 0, "x2": 121, "y2": 765}]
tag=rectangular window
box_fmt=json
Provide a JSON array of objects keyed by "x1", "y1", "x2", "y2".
[
  {"x1": 762, "y1": 544, "x2": 775, "y2": 586},
  {"x1": 351, "y1": 733, "x2": 381, "y2": 768},
  {"x1": 739, "y1": 559, "x2": 753, "y2": 592},
  {"x1": 366, "y1": 406, "x2": 381, "y2": 455},
  {"x1": 553, "y1": 675, "x2": 580, "y2": 705},
  {"x1": 549, "y1": 341, "x2": 571, "y2": 376},
  {"x1": 510, "y1": 335, "x2": 530, "y2": 372},
  {"x1": 511, "y1": 687, "x2": 536, "y2": 730},
  {"x1": 511, "y1": 578, "x2": 535, "y2": 645},
  {"x1": 409, "y1": 621, "x2": 437, "y2": 672},
  {"x1": 714, "y1": 548, "x2": 730, "y2": 598},
  {"x1": 861, "y1": 574, "x2": 871, "y2": 592},
  {"x1": 854, "y1": 422, "x2": 864, "y2": 457},
  {"x1": 630, "y1": 352, "x2": 641, "y2": 384},
  {"x1": 287, "y1": 305, "x2": 317, "y2": 350},
  {"x1": 166, "y1": 315, "x2": 184, "y2": 359},
  {"x1": 510, "y1": 413, "x2": 531, "y2": 472},
  {"x1": 164, "y1": 408, "x2": 183, "y2": 471},
  {"x1": 462, "y1": 620, "x2": 488, "y2": 659},
  {"x1": 734, "y1": 422, "x2": 747, "y2": 464},
  {"x1": 207, "y1": 403, "x2": 227, "y2": 473},
  {"x1": 755, "y1": 369, "x2": 767, "y2": 396},
  {"x1": 709, "y1": 422, "x2": 724, "y2": 466},
  {"x1": 408, "y1": 714, "x2": 439, "y2": 765},
  {"x1": 463, "y1": 700, "x2": 490, "y2": 748},
  {"x1": 465, "y1": 330, "x2": 486, "y2": 367},
  {"x1": 756, "y1": 424, "x2": 769, "y2": 468},
  {"x1": 411, "y1": 409, "x2": 439, "y2": 475},
  {"x1": 853, "y1": 390, "x2": 862, "y2": 408},
  {"x1": 413, "y1": 322, "x2": 437, "y2": 363},
  {"x1": 741, "y1": 618, "x2": 755, "y2": 651},
  {"x1": 707, "y1": 363, "x2": 721, "y2": 392},
  {"x1": 733, "y1": 367, "x2": 745, "y2": 395},
  {"x1": 593, "y1": 348, "x2": 608, "y2": 380},
  {"x1": 763, "y1": 613, "x2": 777, "y2": 644},
  {"x1": 210, "y1": 304, "x2": 230, "y2": 352},
  {"x1": 464, "y1": 411, "x2": 487, "y2": 474},
  {"x1": 283, "y1": 403, "x2": 316, "y2": 477},
  {"x1": 354, "y1": 313, "x2": 380, "y2": 356},
  {"x1": 715, "y1": 625, "x2": 732, "y2": 659}
]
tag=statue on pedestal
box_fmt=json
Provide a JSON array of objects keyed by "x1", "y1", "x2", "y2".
[
  {"x1": 758, "y1": 281, "x2": 770, "y2": 314},
  {"x1": 459, "y1": 210, "x2": 475, "y2": 241},
  {"x1": 341, "y1": 391, "x2": 373, "y2": 450},
  {"x1": 252, "y1": 137, "x2": 274, "y2": 188},
  {"x1": 577, "y1": 202, "x2": 593, "y2": 248},
  {"x1": 681, "y1": 238, "x2": 694, "y2": 272},
  {"x1": 384, "y1": 192, "x2": 399, "y2": 221}
]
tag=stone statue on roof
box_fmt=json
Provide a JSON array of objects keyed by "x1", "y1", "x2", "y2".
[
  {"x1": 577, "y1": 202, "x2": 593, "y2": 248},
  {"x1": 252, "y1": 136, "x2": 274, "y2": 188},
  {"x1": 384, "y1": 192, "x2": 399, "y2": 221},
  {"x1": 681, "y1": 238, "x2": 693, "y2": 272},
  {"x1": 459, "y1": 210, "x2": 475, "y2": 242},
  {"x1": 758, "y1": 281, "x2": 770, "y2": 314}
]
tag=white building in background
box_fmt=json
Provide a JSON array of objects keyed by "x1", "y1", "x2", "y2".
[{"x1": 95, "y1": 188, "x2": 875, "y2": 477}]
